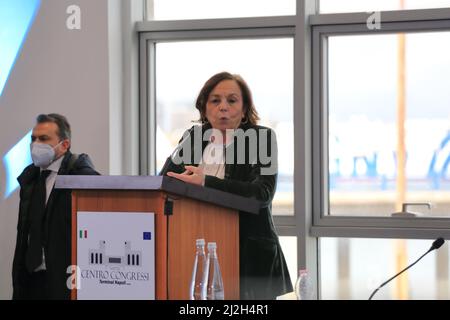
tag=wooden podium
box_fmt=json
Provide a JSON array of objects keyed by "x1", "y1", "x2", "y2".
[{"x1": 55, "y1": 175, "x2": 260, "y2": 300}]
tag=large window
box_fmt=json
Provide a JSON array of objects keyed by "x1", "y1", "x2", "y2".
[
  {"x1": 320, "y1": 0, "x2": 450, "y2": 13},
  {"x1": 138, "y1": 8, "x2": 302, "y2": 299},
  {"x1": 155, "y1": 39, "x2": 294, "y2": 216},
  {"x1": 320, "y1": 237, "x2": 449, "y2": 299},
  {"x1": 328, "y1": 32, "x2": 450, "y2": 218},
  {"x1": 139, "y1": 0, "x2": 450, "y2": 300},
  {"x1": 312, "y1": 4, "x2": 450, "y2": 300},
  {"x1": 312, "y1": 11, "x2": 450, "y2": 235},
  {"x1": 150, "y1": 0, "x2": 296, "y2": 20}
]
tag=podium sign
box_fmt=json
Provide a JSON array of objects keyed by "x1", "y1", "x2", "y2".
[{"x1": 76, "y1": 211, "x2": 155, "y2": 300}]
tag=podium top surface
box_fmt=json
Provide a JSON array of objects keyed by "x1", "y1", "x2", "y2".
[{"x1": 55, "y1": 175, "x2": 260, "y2": 214}]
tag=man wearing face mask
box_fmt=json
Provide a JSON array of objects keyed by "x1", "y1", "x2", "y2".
[{"x1": 12, "y1": 113, "x2": 99, "y2": 300}]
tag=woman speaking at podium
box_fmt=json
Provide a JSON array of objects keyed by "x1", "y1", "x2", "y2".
[{"x1": 160, "y1": 71, "x2": 292, "y2": 300}]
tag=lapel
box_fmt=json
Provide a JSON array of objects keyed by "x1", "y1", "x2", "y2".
[
  {"x1": 18, "y1": 164, "x2": 40, "y2": 188},
  {"x1": 225, "y1": 122, "x2": 253, "y2": 179},
  {"x1": 188, "y1": 124, "x2": 211, "y2": 167},
  {"x1": 18, "y1": 165, "x2": 40, "y2": 235}
]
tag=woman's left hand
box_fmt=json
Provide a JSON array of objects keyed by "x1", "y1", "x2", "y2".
[{"x1": 167, "y1": 165, "x2": 205, "y2": 186}]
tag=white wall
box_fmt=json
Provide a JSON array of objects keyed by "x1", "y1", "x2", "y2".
[{"x1": 0, "y1": 0, "x2": 112, "y2": 299}]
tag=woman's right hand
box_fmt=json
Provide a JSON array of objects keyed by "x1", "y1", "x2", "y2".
[{"x1": 167, "y1": 165, "x2": 205, "y2": 186}]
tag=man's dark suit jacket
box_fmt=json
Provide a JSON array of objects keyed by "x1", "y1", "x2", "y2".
[{"x1": 12, "y1": 151, "x2": 99, "y2": 300}]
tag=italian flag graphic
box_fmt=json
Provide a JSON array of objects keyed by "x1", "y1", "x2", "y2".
[{"x1": 79, "y1": 229, "x2": 88, "y2": 239}]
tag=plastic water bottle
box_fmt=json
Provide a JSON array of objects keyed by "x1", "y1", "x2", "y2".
[
  {"x1": 189, "y1": 239, "x2": 207, "y2": 300},
  {"x1": 206, "y1": 242, "x2": 224, "y2": 300},
  {"x1": 295, "y1": 269, "x2": 313, "y2": 300}
]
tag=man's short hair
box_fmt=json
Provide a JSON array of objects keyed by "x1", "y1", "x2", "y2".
[{"x1": 36, "y1": 113, "x2": 71, "y2": 141}]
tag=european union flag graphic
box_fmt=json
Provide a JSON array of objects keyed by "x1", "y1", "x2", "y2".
[
  {"x1": 0, "y1": 0, "x2": 41, "y2": 96},
  {"x1": 143, "y1": 232, "x2": 152, "y2": 240}
]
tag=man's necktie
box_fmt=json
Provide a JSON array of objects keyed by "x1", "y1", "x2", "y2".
[{"x1": 25, "y1": 170, "x2": 51, "y2": 273}]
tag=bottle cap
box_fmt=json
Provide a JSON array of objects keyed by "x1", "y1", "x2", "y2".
[
  {"x1": 207, "y1": 242, "x2": 217, "y2": 249},
  {"x1": 196, "y1": 239, "x2": 205, "y2": 245},
  {"x1": 299, "y1": 269, "x2": 308, "y2": 275}
]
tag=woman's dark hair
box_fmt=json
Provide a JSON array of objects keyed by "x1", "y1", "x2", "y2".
[
  {"x1": 195, "y1": 72, "x2": 260, "y2": 126},
  {"x1": 36, "y1": 113, "x2": 71, "y2": 141}
]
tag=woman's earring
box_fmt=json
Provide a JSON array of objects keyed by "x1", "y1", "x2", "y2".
[{"x1": 241, "y1": 116, "x2": 248, "y2": 124}]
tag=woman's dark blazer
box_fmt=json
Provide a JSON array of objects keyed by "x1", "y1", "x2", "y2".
[{"x1": 160, "y1": 122, "x2": 292, "y2": 299}]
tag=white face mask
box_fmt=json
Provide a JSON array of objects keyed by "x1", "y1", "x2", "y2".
[{"x1": 30, "y1": 142, "x2": 62, "y2": 168}]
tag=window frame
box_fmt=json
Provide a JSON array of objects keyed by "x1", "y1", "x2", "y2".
[
  {"x1": 137, "y1": 1, "x2": 450, "y2": 300},
  {"x1": 311, "y1": 7, "x2": 450, "y2": 239},
  {"x1": 137, "y1": 0, "x2": 319, "y2": 296},
  {"x1": 139, "y1": 0, "x2": 320, "y2": 297}
]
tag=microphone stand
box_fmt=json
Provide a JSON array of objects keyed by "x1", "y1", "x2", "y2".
[
  {"x1": 368, "y1": 248, "x2": 432, "y2": 300},
  {"x1": 368, "y1": 237, "x2": 444, "y2": 300}
]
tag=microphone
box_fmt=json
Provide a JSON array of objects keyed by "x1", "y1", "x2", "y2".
[
  {"x1": 368, "y1": 237, "x2": 445, "y2": 300},
  {"x1": 431, "y1": 237, "x2": 445, "y2": 250}
]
